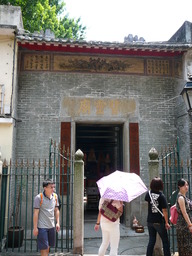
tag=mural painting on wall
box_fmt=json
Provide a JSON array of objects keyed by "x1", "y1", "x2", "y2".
[
  {"x1": 53, "y1": 55, "x2": 144, "y2": 74},
  {"x1": 23, "y1": 53, "x2": 145, "y2": 74},
  {"x1": 22, "y1": 53, "x2": 182, "y2": 77}
]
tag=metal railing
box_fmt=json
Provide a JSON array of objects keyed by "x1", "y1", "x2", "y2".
[
  {"x1": 0, "y1": 139, "x2": 74, "y2": 254},
  {"x1": 160, "y1": 137, "x2": 191, "y2": 254}
]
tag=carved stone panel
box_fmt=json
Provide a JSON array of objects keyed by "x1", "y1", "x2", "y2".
[{"x1": 53, "y1": 55, "x2": 144, "y2": 74}]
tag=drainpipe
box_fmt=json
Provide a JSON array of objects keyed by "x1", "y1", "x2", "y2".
[{"x1": 9, "y1": 30, "x2": 16, "y2": 117}]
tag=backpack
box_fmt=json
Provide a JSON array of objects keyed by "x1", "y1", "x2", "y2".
[{"x1": 40, "y1": 192, "x2": 58, "y2": 207}]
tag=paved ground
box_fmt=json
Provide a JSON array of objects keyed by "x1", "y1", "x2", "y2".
[
  {"x1": 0, "y1": 220, "x2": 178, "y2": 255},
  {"x1": 84, "y1": 221, "x2": 148, "y2": 255},
  {"x1": 0, "y1": 222, "x2": 148, "y2": 255},
  {"x1": 84, "y1": 222, "x2": 179, "y2": 255}
]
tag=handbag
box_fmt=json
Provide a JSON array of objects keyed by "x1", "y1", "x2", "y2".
[
  {"x1": 100, "y1": 200, "x2": 123, "y2": 222},
  {"x1": 169, "y1": 204, "x2": 178, "y2": 225}
]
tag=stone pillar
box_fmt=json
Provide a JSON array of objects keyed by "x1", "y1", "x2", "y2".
[
  {"x1": 73, "y1": 149, "x2": 84, "y2": 255},
  {"x1": 148, "y1": 147, "x2": 163, "y2": 256},
  {"x1": 148, "y1": 147, "x2": 159, "y2": 178}
]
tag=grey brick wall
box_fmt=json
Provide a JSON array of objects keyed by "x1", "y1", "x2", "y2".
[
  {"x1": 16, "y1": 71, "x2": 189, "y2": 185},
  {"x1": 15, "y1": 68, "x2": 191, "y2": 227}
]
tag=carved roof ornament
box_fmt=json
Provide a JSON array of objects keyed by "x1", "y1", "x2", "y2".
[{"x1": 124, "y1": 34, "x2": 145, "y2": 43}]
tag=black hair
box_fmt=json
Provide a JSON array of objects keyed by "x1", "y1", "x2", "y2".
[
  {"x1": 42, "y1": 178, "x2": 55, "y2": 188},
  {"x1": 178, "y1": 178, "x2": 188, "y2": 188},
  {"x1": 150, "y1": 177, "x2": 164, "y2": 192}
]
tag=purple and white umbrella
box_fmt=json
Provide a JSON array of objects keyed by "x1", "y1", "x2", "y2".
[{"x1": 96, "y1": 170, "x2": 147, "y2": 202}]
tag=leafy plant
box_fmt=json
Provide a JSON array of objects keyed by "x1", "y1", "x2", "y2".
[{"x1": 0, "y1": 0, "x2": 86, "y2": 39}]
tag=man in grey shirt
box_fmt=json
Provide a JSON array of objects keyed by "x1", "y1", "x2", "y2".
[{"x1": 33, "y1": 179, "x2": 60, "y2": 256}]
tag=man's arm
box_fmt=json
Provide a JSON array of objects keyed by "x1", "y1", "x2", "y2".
[
  {"x1": 33, "y1": 208, "x2": 39, "y2": 236},
  {"x1": 55, "y1": 207, "x2": 60, "y2": 232}
]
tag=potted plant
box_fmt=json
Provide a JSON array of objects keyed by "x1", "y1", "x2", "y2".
[{"x1": 7, "y1": 186, "x2": 24, "y2": 248}]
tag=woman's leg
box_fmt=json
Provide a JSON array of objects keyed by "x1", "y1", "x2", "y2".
[
  {"x1": 109, "y1": 223, "x2": 120, "y2": 256},
  {"x1": 155, "y1": 223, "x2": 171, "y2": 256},
  {"x1": 146, "y1": 223, "x2": 157, "y2": 256},
  {"x1": 98, "y1": 223, "x2": 110, "y2": 256}
]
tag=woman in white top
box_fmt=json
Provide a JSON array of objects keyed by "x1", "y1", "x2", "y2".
[{"x1": 94, "y1": 198, "x2": 123, "y2": 256}]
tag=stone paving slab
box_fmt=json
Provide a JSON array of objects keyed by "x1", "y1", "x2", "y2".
[{"x1": 0, "y1": 222, "x2": 178, "y2": 255}]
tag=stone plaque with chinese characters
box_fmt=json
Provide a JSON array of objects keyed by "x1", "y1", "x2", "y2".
[
  {"x1": 147, "y1": 59, "x2": 170, "y2": 75},
  {"x1": 23, "y1": 54, "x2": 50, "y2": 71},
  {"x1": 61, "y1": 97, "x2": 136, "y2": 117}
]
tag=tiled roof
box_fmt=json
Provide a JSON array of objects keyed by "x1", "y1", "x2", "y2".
[{"x1": 16, "y1": 29, "x2": 192, "y2": 54}]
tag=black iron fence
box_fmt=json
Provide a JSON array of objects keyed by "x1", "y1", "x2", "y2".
[
  {"x1": 159, "y1": 137, "x2": 192, "y2": 254},
  {"x1": 0, "y1": 139, "x2": 74, "y2": 254}
]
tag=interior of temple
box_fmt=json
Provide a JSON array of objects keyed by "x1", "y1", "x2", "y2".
[{"x1": 76, "y1": 123, "x2": 123, "y2": 219}]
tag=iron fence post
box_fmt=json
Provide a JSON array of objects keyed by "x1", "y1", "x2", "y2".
[
  {"x1": 49, "y1": 138, "x2": 53, "y2": 178},
  {"x1": 0, "y1": 162, "x2": 8, "y2": 251},
  {"x1": 176, "y1": 137, "x2": 180, "y2": 175}
]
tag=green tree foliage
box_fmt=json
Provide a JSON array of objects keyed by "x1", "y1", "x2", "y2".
[{"x1": 0, "y1": 0, "x2": 86, "y2": 39}]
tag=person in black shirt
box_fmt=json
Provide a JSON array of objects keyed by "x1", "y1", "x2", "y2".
[{"x1": 145, "y1": 177, "x2": 171, "y2": 256}]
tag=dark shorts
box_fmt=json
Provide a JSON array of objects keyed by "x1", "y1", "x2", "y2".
[{"x1": 37, "y1": 227, "x2": 55, "y2": 250}]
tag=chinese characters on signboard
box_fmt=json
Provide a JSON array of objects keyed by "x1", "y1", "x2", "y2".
[
  {"x1": 147, "y1": 59, "x2": 170, "y2": 75},
  {"x1": 24, "y1": 54, "x2": 50, "y2": 71},
  {"x1": 78, "y1": 99, "x2": 120, "y2": 115},
  {"x1": 62, "y1": 97, "x2": 136, "y2": 117}
]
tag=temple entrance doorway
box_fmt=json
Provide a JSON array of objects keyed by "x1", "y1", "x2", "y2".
[{"x1": 76, "y1": 123, "x2": 123, "y2": 220}]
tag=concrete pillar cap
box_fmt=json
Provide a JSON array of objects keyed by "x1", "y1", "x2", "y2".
[
  {"x1": 149, "y1": 147, "x2": 158, "y2": 160},
  {"x1": 75, "y1": 149, "x2": 84, "y2": 160}
]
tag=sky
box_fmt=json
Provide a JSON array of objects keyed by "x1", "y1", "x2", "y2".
[{"x1": 64, "y1": 0, "x2": 192, "y2": 43}]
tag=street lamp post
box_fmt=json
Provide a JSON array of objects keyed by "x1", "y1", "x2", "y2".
[{"x1": 180, "y1": 81, "x2": 192, "y2": 113}]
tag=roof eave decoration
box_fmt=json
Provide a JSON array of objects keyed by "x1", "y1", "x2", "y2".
[{"x1": 16, "y1": 33, "x2": 192, "y2": 57}]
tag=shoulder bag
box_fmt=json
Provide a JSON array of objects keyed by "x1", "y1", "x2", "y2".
[{"x1": 100, "y1": 200, "x2": 123, "y2": 222}]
